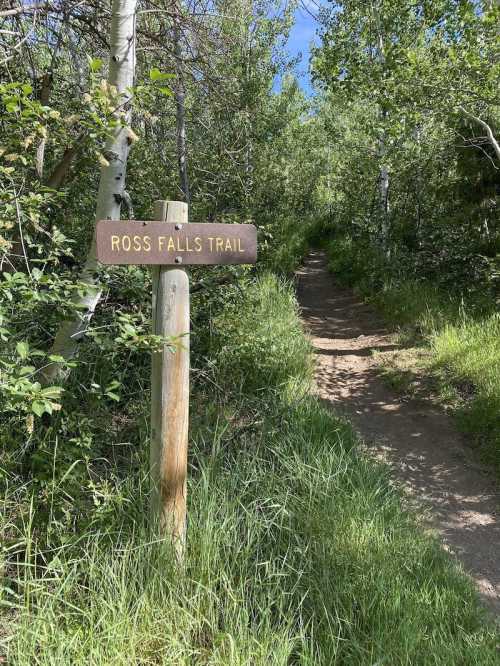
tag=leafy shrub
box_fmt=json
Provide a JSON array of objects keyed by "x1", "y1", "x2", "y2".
[
  {"x1": 208, "y1": 274, "x2": 312, "y2": 394},
  {"x1": 327, "y1": 235, "x2": 387, "y2": 292},
  {"x1": 306, "y1": 216, "x2": 335, "y2": 247},
  {"x1": 259, "y1": 215, "x2": 311, "y2": 275}
]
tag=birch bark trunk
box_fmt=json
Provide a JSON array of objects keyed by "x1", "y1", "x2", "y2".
[
  {"x1": 378, "y1": 137, "x2": 390, "y2": 250},
  {"x1": 174, "y1": 18, "x2": 190, "y2": 203},
  {"x1": 376, "y1": 30, "x2": 390, "y2": 256},
  {"x1": 43, "y1": 0, "x2": 137, "y2": 383}
]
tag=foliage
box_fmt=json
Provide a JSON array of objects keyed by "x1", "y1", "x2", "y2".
[
  {"x1": 1, "y1": 1, "x2": 499, "y2": 660},
  {"x1": 433, "y1": 313, "x2": 500, "y2": 469},
  {"x1": 0, "y1": 0, "x2": 319, "y2": 428},
  {"x1": 3, "y1": 277, "x2": 498, "y2": 664},
  {"x1": 208, "y1": 273, "x2": 312, "y2": 392},
  {"x1": 312, "y1": 0, "x2": 499, "y2": 291}
]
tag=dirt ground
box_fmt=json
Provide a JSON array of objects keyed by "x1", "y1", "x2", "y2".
[{"x1": 296, "y1": 251, "x2": 500, "y2": 617}]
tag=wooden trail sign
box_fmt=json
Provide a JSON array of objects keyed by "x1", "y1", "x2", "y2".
[
  {"x1": 96, "y1": 220, "x2": 257, "y2": 265},
  {"x1": 95, "y1": 202, "x2": 257, "y2": 559}
]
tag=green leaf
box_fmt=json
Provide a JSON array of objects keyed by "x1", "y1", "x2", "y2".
[
  {"x1": 149, "y1": 68, "x2": 174, "y2": 82},
  {"x1": 122, "y1": 323, "x2": 136, "y2": 336},
  {"x1": 158, "y1": 87, "x2": 173, "y2": 97},
  {"x1": 16, "y1": 341, "x2": 29, "y2": 359},
  {"x1": 89, "y1": 57, "x2": 103, "y2": 72},
  {"x1": 32, "y1": 401, "x2": 46, "y2": 417}
]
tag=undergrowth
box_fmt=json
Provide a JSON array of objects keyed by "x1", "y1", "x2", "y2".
[
  {"x1": 433, "y1": 314, "x2": 500, "y2": 469},
  {"x1": 2, "y1": 274, "x2": 499, "y2": 664}
]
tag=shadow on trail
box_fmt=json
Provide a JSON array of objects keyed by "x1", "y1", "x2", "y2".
[{"x1": 296, "y1": 251, "x2": 500, "y2": 616}]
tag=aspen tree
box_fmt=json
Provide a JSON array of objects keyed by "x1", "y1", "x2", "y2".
[
  {"x1": 174, "y1": 14, "x2": 190, "y2": 203},
  {"x1": 43, "y1": 0, "x2": 138, "y2": 382}
]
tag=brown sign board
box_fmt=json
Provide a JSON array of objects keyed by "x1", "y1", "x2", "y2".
[{"x1": 96, "y1": 220, "x2": 257, "y2": 265}]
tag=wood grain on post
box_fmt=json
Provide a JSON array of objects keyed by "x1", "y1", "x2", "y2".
[{"x1": 151, "y1": 200, "x2": 189, "y2": 559}]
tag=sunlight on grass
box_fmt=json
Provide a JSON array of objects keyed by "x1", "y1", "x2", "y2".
[
  {"x1": 2, "y1": 276, "x2": 498, "y2": 664},
  {"x1": 327, "y1": 238, "x2": 500, "y2": 474},
  {"x1": 432, "y1": 313, "x2": 500, "y2": 468}
]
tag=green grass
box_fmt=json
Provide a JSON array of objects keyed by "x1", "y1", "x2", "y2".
[
  {"x1": 2, "y1": 274, "x2": 499, "y2": 664},
  {"x1": 370, "y1": 287, "x2": 500, "y2": 470},
  {"x1": 326, "y1": 237, "x2": 500, "y2": 472},
  {"x1": 370, "y1": 281, "x2": 463, "y2": 337},
  {"x1": 207, "y1": 273, "x2": 312, "y2": 393},
  {"x1": 432, "y1": 313, "x2": 500, "y2": 468}
]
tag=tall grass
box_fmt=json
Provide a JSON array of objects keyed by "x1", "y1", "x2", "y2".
[
  {"x1": 2, "y1": 274, "x2": 498, "y2": 664},
  {"x1": 207, "y1": 274, "x2": 312, "y2": 392},
  {"x1": 432, "y1": 313, "x2": 500, "y2": 468},
  {"x1": 326, "y1": 237, "x2": 500, "y2": 470}
]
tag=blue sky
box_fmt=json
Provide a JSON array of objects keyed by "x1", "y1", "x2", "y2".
[{"x1": 286, "y1": 1, "x2": 324, "y2": 95}]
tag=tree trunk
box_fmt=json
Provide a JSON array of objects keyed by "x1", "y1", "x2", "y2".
[
  {"x1": 42, "y1": 0, "x2": 137, "y2": 383},
  {"x1": 35, "y1": 72, "x2": 52, "y2": 180},
  {"x1": 174, "y1": 18, "x2": 190, "y2": 203},
  {"x1": 376, "y1": 29, "x2": 390, "y2": 256},
  {"x1": 379, "y1": 155, "x2": 390, "y2": 248}
]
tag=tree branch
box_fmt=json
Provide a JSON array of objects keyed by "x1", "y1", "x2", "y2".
[
  {"x1": 459, "y1": 106, "x2": 500, "y2": 163},
  {"x1": 0, "y1": 2, "x2": 56, "y2": 18}
]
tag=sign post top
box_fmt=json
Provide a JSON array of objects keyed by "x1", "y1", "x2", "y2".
[{"x1": 96, "y1": 220, "x2": 257, "y2": 266}]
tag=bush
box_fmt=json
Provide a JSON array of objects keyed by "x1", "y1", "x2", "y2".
[
  {"x1": 208, "y1": 274, "x2": 312, "y2": 394},
  {"x1": 259, "y1": 215, "x2": 311, "y2": 275},
  {"x1": 327, "y1": 235, "x2": 387, "y2": 293}
]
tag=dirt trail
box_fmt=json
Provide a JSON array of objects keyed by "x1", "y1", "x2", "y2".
[{"x1": 296, "y1": 251, "x2": 500, "y2": 616}]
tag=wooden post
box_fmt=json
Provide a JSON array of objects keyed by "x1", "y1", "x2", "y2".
[
  {"x1": 151, "y1": 200, "x2": 189, "y2": 559},
  {"x1": 94, "y1": 209, "x2": 256, "y2": 557}
]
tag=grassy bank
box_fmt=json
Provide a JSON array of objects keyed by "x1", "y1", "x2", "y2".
[
  {"x1": 2, "y1": 275, "x2": 499, "y2": 664},
  {"x1": 433, "y1": 315, "x2": 500, "y2": 468},
  {"x1": 327, "y1": 237, "x2": 500, "y2": 471}
]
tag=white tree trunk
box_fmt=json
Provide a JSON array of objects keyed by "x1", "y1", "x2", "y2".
[
  {"x1": 174, "y1": 18, "x2": 190, "y2": 203},
  {"x1": 376, "y1": 27, "x2": 390, "y2": 256},
  {"x1": 379, "y1": 159, "x2": 390, "y2": 245},
  {"x1": 43, "y1": 0, "x2": 137, "y2": 383}
]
